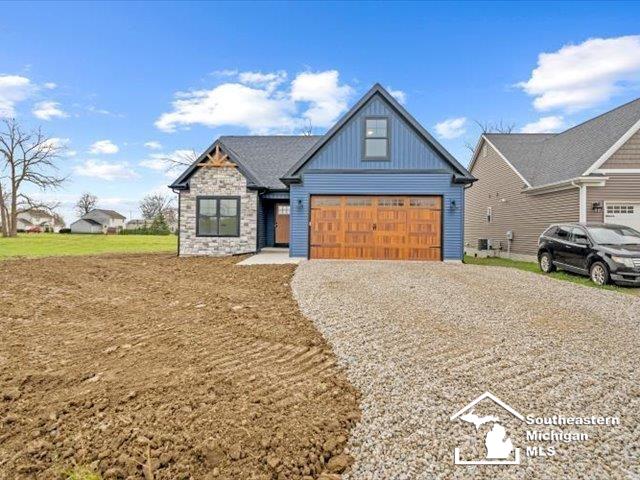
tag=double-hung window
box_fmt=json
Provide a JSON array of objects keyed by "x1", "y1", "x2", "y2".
[
  {"x1": 364, "y1": 117, "x2": 389, "y2": 160},
  {"x1": 196, "y1": 196, "x2": 240, "y2": 237}
]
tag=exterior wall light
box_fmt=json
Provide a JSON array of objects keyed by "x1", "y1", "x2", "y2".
[{"x1": 592, "y1": 201, "x2": 603, "y2": 212}]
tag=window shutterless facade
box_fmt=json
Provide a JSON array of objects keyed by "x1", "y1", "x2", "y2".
[
  {"x1": 196, "y1": 196, "x2": 241, "y2": 237},
  {"x1": 363, "y1": 117, "x2": 390, "y2": 160}
]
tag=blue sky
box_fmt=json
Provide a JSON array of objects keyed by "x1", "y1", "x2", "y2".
[{"x1": 2, "y1": 1, "x2": 640, "y2": 224}]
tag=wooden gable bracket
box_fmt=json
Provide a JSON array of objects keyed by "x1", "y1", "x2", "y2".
[{"x1": 199, "y1": 144, "x2": 236, "y2": 168}]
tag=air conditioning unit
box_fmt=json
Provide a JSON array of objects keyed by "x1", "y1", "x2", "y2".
[{"x1": 477, "y1": 238, "x2": 488, "y2": 251}]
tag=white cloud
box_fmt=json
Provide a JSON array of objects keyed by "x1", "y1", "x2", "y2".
[
  {"x1": 291, "y1": 70, "x2": 354, "y2": 127},
  {"x1": 518, "y1": 35, "x2": 640, "y2": 112},
  {"x1": 74, "y1": 159, "x2": 138, "y2": 181},
  {"x1": 519, "y1": 116, "x2": 565, "y2": 133},
  {"x1": 89, "y1": 139, "x2": 119, "y2": 154},
  {"x1": 144, "y1": 141, "x2": 162, "y2": 150},
  {"x1": 387, "y1": 87, "x2": 406, "y2": 105},
  {"x1": 434, "y1": 117, "x2": 467, "y2": 139},
  {"x1": 44, "y1": 82, "x2": 57, "y2": 90},
  {"x1": 140, "y1": 149, "x2": 195, "y2": 178},
  {"x1": 238, "y1": 71, "x2": 287, "y2": 92},
  {"x1": 32, "y1": 100, "x2": 68, "y2": 120},
  {"x1": 156, "y1": 69, "x2": 354, "y2": 134},
  {"x1": 43, "y1": 137, "x2": 77, "y2": 156},
  {"x1": 0, "y1": 75, "x2": 33, "y2": 117}
]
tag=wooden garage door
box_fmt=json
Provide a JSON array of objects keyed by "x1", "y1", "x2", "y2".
[{"x1": 310, "y1": 195, "x2": 442, "y2": 260}]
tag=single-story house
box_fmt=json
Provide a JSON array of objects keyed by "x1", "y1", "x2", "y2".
[
  {"x1": 465, "y1": 97, "x2": 640, "y2": 260},
  {"x1": 169, "y1": 84, "x2": 475, "y2": 261},
  {"x1": 70, "y1": 209, "x2": 126, "y2": 234}
]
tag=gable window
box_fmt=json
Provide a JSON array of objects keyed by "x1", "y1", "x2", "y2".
[
  {"x1": 364, "y1": 117, "x2": 389, "y2": 160},
  {"x1": 196, "y1": 196, "x2": 240, "y2": 237}
]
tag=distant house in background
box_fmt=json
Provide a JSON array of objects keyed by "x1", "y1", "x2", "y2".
[
  {"x1": 465, "y1": 97, "x2": 640, "y2": 260},
  {"x1": 126, "y1": 219, "x2": 148, "y2": 230},
  {"x1": 70, "y1": 209, "x2": 126, "y2": 234},
  {"x1": 16, "y1": 209, "x2": 64, "y2": 232}
]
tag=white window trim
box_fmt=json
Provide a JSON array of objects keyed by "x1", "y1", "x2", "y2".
[{"x1": 583, "y1": 118, "x2": 640, "y2": 175}]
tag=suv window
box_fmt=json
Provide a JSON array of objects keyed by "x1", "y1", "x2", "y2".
[
  {"x1": 555, "y1": 226, "x2": 572, "y2": 241},
  {"x1": 570, "y1": 227, "x2": 589, "y2": 245},
  {"x1": 543, "y1": 226, "x2": 557, "y2": 237}
]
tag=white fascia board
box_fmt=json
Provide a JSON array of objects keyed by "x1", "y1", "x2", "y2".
[
  {"x1": 524, "y1": 176, "x2": 608, "y2": 195},
  {"x1": 595, "y1": 168, "x2": 640, "y2": 174},
  {"x1": 481, "y1": 136, "x2": 532, "y2": 187},
  {"x1": 466, "y1": 136, "x2": 485, "y2": 173},
  {"x1": 583, "y1": 118, "x2": 640, "y2": 175}
]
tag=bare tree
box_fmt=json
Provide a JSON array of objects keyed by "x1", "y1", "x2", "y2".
[
  {"x1": 0, "y1": 119, "x2": 66, "y2": 237},
  {"x1": 162, "y1": 149, "x2": 198, "y2": 169},
  {"x1": 75, "y1": 192, "x2": 98, "y2": 217},
  {"x1": 139, "y1": 193, "x2": 176, "y2": 221},
  {"x1": 464, "y1": 119, "x2": 516, "y2": 153},
  {"x1": 301, "y1": 119, "x2": 314, "y2": 136}
]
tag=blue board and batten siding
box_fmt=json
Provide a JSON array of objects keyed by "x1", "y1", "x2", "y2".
[
  {"x1": 304, "y1": 96, "x2": 452, "y2": 171},
  {"x1": 288, "y1": 92, "x2": 467, "y2": 260},
  {"x1": 289, "y1": 174, "x2": 465, "y2": 260}
]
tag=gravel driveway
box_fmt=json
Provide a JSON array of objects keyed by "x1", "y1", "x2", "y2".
[{"x1": 292, "y1": 261, "x2": 640, "y2": 480}]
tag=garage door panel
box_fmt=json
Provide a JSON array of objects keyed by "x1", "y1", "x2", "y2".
[{"x1": 310, "y1": 195, "x2": 442, "y2": 261}]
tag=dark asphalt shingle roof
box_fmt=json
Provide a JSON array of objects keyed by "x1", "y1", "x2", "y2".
[
  {"x1": 91, "y1": 209, "x2": 126, "y2": 220},
  {"x1": 485, "y1": 97, "x2": 640, "y2": 187},
  {"x1": 219, "y1": 136, "x2": 321, "y2": 189},
  {"x1": 77, "y1": 218, "x2": 102, "y2": 226}
]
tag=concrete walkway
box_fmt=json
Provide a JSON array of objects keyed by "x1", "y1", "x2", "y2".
[{"x1": 236, "y1": 248, "x2": 301, "y2": 265}]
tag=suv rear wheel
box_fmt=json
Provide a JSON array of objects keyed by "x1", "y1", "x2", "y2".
[
  {"x1": 539, "y1": 252, "x2": 556, "y2": 273},
  {"x1": 590, "y1": 262, "x2": 610, "y2": 286}
]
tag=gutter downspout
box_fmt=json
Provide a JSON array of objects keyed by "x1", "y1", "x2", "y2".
[
  {"x1": 171, "y1": 188, "x2": 181, "y2": 256},
  {"x1": 571, "y1": 181, "x2": 587, "y2": 223}
]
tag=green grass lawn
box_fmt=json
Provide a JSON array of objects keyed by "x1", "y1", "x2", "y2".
[
  {"x1": 0, "y1": 233, "x2": 177, "y2": 259},
  {"x1": 464, "y1": 254, "x2": 639, "y2": 295}
]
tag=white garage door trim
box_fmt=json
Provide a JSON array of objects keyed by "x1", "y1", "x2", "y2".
[{"x1": 604, "y1": 201, "x2": 640, "y2": 231}]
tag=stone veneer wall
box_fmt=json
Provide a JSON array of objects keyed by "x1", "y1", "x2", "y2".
[{"x1": 179, "y1": 166, "x2": 258, "y2": 256}]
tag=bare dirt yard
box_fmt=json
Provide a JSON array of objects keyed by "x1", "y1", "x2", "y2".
[{"x1": 0, "y1": 254, "x2": 359, "y2": 480}]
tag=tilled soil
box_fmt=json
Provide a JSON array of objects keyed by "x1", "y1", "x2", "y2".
[
  {"x1": 0, "y1": 254, "x2": 359, "y2": 480},
  {"x1": 293, "y1": 261, "x2": 640, "y2": 480}
]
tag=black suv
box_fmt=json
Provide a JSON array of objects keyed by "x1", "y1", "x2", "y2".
[{"x1": 537, "y1": 223, "x2": 640, "y2": 286}]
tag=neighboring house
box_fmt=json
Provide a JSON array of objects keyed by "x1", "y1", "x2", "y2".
[
  {"x1": 70, "y1": 209, "x2": 126, "y2": 233},
  {"x1": 16, "y1": 209, "x2": 64, "y2": 232},
  {"x1": 170, "y1": 84, "x2": 475, "y2": 261},
  {"x1": 465, "y1": 98, "x2": 640, "y2": 260},
  {"x1": 126, "y1": 219, "x2": 148, "y2": 230}
]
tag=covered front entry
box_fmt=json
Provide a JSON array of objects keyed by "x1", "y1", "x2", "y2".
[{"x1": 309, "y1": 195, "x2": 442, "y2": 260}]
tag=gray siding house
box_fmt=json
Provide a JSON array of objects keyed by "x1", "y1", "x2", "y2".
[
  {"x1": 466, "y1": 98, "x2": 640, "y2": 259},
  {"x1": 170, "y1": 84, "x2": 475, "y2": 261},
  {"x1": 70, "y1": 209, "x2": 126, "y2": 233}
]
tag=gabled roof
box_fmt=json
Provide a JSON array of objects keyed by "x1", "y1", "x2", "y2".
[
  {"x1": 87, "y1": 209, "x2": 126, "y2": 220},
  {"x1": 169, "y1": 136, "x2": 320, "y2": 190},
  {"x1": 221, "y1": 136, "x2": 321, "y2": 189},
  {"x1": 73, "y1": 218, "x2": 102, "y2": 226},
  {"x1": 282, "y1": 83, "x2": 473, "y2": 182},
  {"x1": 169, "y1": 83, "x2": 474, "y2": 191},
  {"x1": 477, "y1": 97, "x2": 640, "y2": 188}
]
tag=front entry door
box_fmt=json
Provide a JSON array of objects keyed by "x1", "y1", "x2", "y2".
[{"x1": 275, "y1": 203, "x2": 290, "y2": 246}]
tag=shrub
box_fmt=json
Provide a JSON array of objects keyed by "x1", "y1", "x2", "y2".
[
  {"x1": 149, "y1": 213, "x2": 171, "y2": 235},
  {"x1": 59, "y1": 228, "x2": 71, "y2": 234}
]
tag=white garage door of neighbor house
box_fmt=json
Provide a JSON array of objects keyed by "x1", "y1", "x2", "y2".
[{"x1": 605, "y1": 203, "x2": 640, "y2": 231}]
